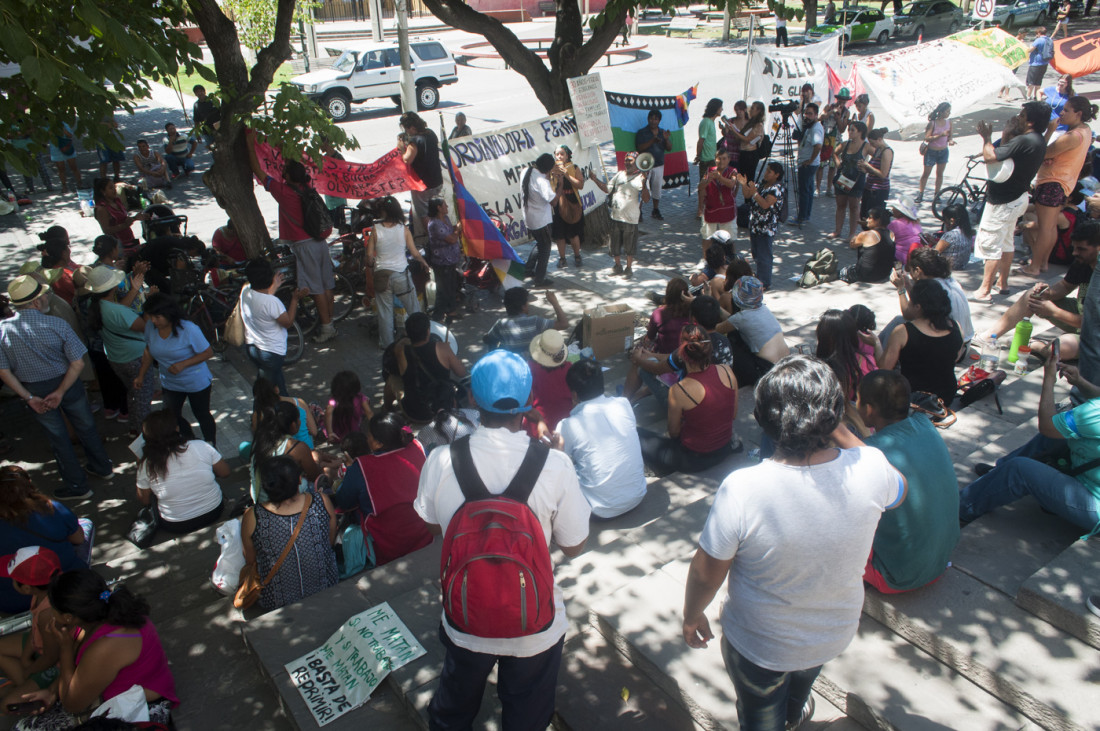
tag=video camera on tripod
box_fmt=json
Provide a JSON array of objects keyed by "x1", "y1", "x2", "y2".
[{"x1": 768, "y1": 98, "x2": 800, "y2": 118}]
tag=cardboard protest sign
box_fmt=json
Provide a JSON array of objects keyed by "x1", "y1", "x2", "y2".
[
  {"x1": 284, "y1": 602, "x2": 426, "y2": 727},
  {"x1": 253, "y1": 142, "x2": 426, "y2": 200},
  {"x1": 746, "y1": 37, "x2": 840, "y2": 104},
  {"x1": 567, "y1": 73, "x2": 613, "y2": 148},
  {"x1": 1053, "y1": 30, "x2": 1100, "y2": 78},
  {"x1": 947, "y1": 27, "x2": 1029, "y2": 69},
  {"x1": 446, "y1": 112, "x2": 606, "y2": 246}
]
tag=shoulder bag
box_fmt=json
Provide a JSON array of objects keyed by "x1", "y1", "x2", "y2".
[
  {"x1": 233, "y1": 493, "x2": 313, "y2": 610},
  {"x1": 224, "y1": 288, "x2": 246, "y2": 347}
]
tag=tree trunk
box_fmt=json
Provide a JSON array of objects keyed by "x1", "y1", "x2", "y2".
[
  {"x1": 804, "y1": 0, "x2": 818, "y2": 30},
  {"x1": 187, "y1": 0, "x2": 295, "y2": 258}
]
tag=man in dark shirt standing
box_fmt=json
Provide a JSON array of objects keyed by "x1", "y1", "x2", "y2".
[
  {"x1": 972, "y1": 101, "x2": 1050, "y2": 301},
  {"x1": 400, "y1": 112, "x2": 444, "y2": 246},
  {"x1": 192, "y1": 85, "x2": 220, "y2": 149},
  {"x1": 635, "y1": 110, "x2": 671, "y2": 220}
]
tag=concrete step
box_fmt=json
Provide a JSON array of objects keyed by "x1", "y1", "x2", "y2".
[
  {"x1": 863, "y1": 568, "x2": 1095, "y2": 731},
  {"x1": 1016, "y1": 538, "x2": 1100, "y2": 650}
]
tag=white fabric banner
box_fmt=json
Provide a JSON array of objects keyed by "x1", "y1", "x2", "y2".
[
  {"x1": 746, "y1": 38, "x2": 840, "y2": 103},
  {"x1": 447, "y1": 111, "x2": 607, "y2": 246},
  {"x1": 856, "y1": 39, "x2": 1021, "y2": 131}
]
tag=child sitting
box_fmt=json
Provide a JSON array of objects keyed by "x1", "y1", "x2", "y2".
[
  {"x1": 0, "y1": 547, "x2": 62, "y2": 710},
  {"x1": 323, "y1": 371, "x2": 373, "y2": 444}
]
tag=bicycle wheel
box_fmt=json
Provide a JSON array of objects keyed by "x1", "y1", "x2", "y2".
[
  {"x1": 188, "y1": 294, "x2": 223, "y2": 352},
  {"x1": 284, "y1": 321, "x2": 306, "y2": 365},
  {"x1": 332, "y1": 272, "x2": 355, "y2": 322},
  {"x1": 277, "y1": 285, "x2": 319, "y2": 336},
  {"x1": 932, "y1": 186, "x2": 967, "y2": 221}
]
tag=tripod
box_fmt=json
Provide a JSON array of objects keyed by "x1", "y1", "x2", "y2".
[{"x1": 759, "y1": 109, "x2": 798, "y2": 220}]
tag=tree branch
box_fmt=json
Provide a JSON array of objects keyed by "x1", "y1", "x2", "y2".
[
  {"x1": 248, "y1": 0, "x2": 296, "y2": 99},
  {"x1": 573, "y1": 6, "x2": 630, "y2": 71}
]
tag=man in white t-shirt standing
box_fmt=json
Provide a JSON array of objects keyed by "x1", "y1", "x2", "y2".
[
  {"x1": 415, "y1": 349, "x2": 590, "y2": 729},
  {"x1": 682, "y1": 355, "x2": 906, "y2": 730},
  {"x1": 589, "y1": 152, "x2": 650, "y2": 278},
  {"x1": 522, "y1": 153, "x2": 560, "y2": 286},
  {"x1": 795, "y1": 103, "x2": 824, "y2": 226},
  {"x1": 240, "y1": 259, "x2": 307, "y2": 396}
]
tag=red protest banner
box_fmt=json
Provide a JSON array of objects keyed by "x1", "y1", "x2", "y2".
[{"x1": 254, "y1": 142, "x2": 427, "y2": 200}]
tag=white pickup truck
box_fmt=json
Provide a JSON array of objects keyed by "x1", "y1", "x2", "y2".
[{"x1": 291, "y1": 39, "x2": 458, "y2": 121}]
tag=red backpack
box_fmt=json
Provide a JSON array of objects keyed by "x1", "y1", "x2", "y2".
[{"x1": 440, "y1": 436, "x2": 554, "y2": 638}]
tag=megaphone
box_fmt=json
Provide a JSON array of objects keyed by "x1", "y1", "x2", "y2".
[{"x1": 636, "y1": 152, "x2": 655, "y2": 172}]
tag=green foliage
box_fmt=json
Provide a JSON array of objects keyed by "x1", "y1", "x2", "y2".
[
  {"x1": 589, "y1": 0, "x2": 741, "y2": 32},
  {"x1": 245, "y1": 84, "x2": 360, "y2": 164},
  {"x1": 0, "y1": 0, "x2": 201, "y2": 174},
  {"x1": 221, "y1": 0, "x2": 322, "y2": 52}
]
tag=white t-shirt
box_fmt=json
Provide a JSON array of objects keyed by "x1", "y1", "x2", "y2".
[
  {"x1": 240, "y1": 286, "x2": 288, "y2": 356},
  {"x1": 524, "y1": 171, "x2": 556, "y2": 231},
  {"x1": 558, "y1": 395, "x2": 647, "y2": 519},
  {"x1": 609, "y1": 171, "x2": 645, "y2": 225},
  {"x1": 699, "y1": 446, "x2": 903, "y2": 671},
  {"x1": 936, "y1": 277, "x2": 975, "y2": 343},
  {"x1": 136, "y1": 440, "x2": 224, "y2": 522},
  {"x1": 374, "y1": 223, "x2": 410, "y2": 272},
  {"x1": 415, "y1": 427, "x2": 591, "y2": 657},
  {"x1": 797, "y1": 121, "x2": 825, "y2": 165}
]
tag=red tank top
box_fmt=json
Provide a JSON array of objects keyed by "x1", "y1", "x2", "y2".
[
  {"x1": 75, "y1": 619, "x2": 178, "y2": 706},
  {"x1": 358, "y1": 441, "x2": 432, "y2": 565},
  {"x1": 679, "y1": 365, "x2": 737, "y2": 454}
]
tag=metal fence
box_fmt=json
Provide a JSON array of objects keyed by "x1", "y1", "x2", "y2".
[{"x1": 314, "y1": 0, "x2": 434, "y2": 22}]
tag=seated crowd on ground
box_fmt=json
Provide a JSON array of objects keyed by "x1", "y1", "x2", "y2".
[{"x1": 3, "y1": 85, "x2": 1100, "y2": 731}]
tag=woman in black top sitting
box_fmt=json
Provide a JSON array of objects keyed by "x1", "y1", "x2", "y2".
[
  {"x1": 881, "y1": 279, "x2": 963, "y2": 404},
  {"x1": 394, "y1": 312, "x2": 467, "y2": 422},
  {"x1": 840, "y1": 207, "x2": 895, "y2": 284}
]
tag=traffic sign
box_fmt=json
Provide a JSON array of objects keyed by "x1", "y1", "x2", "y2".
[{"x1": 974, "y1": 0, "x2": 996, "y2": 21}]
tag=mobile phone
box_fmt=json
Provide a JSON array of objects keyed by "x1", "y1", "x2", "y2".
[
  {"x1": 893, "y1": 261, "x2": 904, "y2": 272},
  {"x1": 7, "y1": 701, "x2": 46, "y2": 715}
]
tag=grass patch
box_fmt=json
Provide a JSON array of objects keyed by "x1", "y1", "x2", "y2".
[{"x1": 171, "y1": 62, "x2": 295, "y2": 96}]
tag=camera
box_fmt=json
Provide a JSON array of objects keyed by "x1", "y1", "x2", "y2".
[{"x1": 769, "y1": 98, "x2": 800, "y2": 115}]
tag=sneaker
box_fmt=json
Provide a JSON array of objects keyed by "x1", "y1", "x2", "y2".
[
  {"x1": 558, "y1": 256, "x2": 567, "y2": 269},
  {"x1": 314, "y1": 326, "x2": 337, "y2": 344},
  {"x1": 973, "y1": 462, "x2": 995, "y2": 476},
  {"x1": 86, "y1": 464, "x2": 114, "y2": 479},
  {"x1": 103, "y1": 408, "x2": 120, "y2": 420},
  {"x1": 612, "y1": 263, "x2": 624, "y2": 275},
  {"x1": 652, "y1": 208, "x2": 664, "y2": 220},
  {"x1": 786, "y1": 695, "x2": 814, "y2": 731},
  {"x1": 574, "y1": 254, "x2": 582, "y2": 267},
  {"x1": 533, "y1": 277, "x2": 554, "y2": 287},
  {"x1": 55, "y1": 485, "x2": 93, "y2": 501},
  {"x1": 624, "y1": 265, "x2": 633, "y2": 278},
  {"x1": 1086, "y1": 595, "x2": 1100, "y2": 618}
]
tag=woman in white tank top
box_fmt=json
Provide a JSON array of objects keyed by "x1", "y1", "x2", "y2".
[{"x1": 366, "y1": 196, "x2": 430, "y2": 348}]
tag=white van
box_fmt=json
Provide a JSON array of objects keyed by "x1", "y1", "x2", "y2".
[{"x1": 291, "y1": 39, "x2": 458, "y2": 121}]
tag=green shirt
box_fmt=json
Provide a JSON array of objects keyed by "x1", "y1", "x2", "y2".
[
  {"x1": 865, "y1": 414, "x2": 960, "y2": 591},
  {"x1": 100, "y1": 300, "x2": 146, "y2": 363},
  {"x1": 698, "y1": 117, "x2": 717, "y2": 163},
  {"x1": 1053, "y1": 398, "x2": 1100, "y2": 500}
]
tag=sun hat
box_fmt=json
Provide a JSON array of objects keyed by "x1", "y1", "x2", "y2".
[
  {"x1": 732, "y1": 276, "x2": 765, "y2": 310},
  {"x1": 888, "y1": 193, "x2": 920, "y2": 221},
  {"x1": 0, "y1": 546, "x2": 61, "y2": 587},
  {"x1": 471, "y1": 349, "x2": 532, "y2": 414},
  {"x1": 8, "y1": 275, "x2": 47, "y2": 305},
  {"x1": 835, "y1": 87, "x2": 852, "y2": 100},
  {"x1": 80, "y1": 266, "x2": 125, "y2": 295},
  {"x1": 529, "y1": 329, "x2": 568, "y2": 369},
  {"x1": 18, "y1": 259, "x2": 62, "y2": 284}
]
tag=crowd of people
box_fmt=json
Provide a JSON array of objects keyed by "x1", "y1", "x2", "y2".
[{"x1": 3, "y1": 53, "x2": 1100, "y2": 731}]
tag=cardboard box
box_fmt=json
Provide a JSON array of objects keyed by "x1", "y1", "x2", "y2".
[{"x1": 582, "y1": 304, "x2": 636, "y2": 360}]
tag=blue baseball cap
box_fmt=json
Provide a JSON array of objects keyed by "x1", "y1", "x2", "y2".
[{"x1": 471, "y1": 350, "x2": 532, "y2": 414}]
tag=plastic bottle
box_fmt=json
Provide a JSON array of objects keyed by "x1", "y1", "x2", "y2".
[
  {"x1": 1007, "y1": 317, "x2": 1033, "y2": 364},
  {"x1": 981, "y1": 335, "x2": 1000, "y2": 371},
  {"x1": 1014, "y1": 346, "x2": 1031, "y2": 375}
]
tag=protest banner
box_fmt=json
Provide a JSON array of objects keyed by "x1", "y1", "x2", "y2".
[
  {"x1": 605, "y1": 86, "x2": 695, "y2": 189},
  {"x1": 856, "y1": 39, "x2": 1020, "y2": 131},
  {"x1": 947, "y1": 27, "x2": 1029, "y2": 69},
  {"x1": 1053, "y1": 30, "x2": 1100, "y2": 78},
  {"x1": 567, "y1": 73, "x2": 613, "y2": 148},
  {"x1": 284, "y1": 602, "x2": 426, "y2": 727},
  {"x1": 446, "y1": 112, "x2": 606, "y2": 245},
  {"x1": 746, "y1": 38, "x2": 839, "y2": 105},
  {"x1": 253, "y1": 142, "x2": 426, "y2": 200}
]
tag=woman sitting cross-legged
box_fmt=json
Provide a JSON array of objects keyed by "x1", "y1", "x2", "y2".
[
  {"x1": 249, "y1": 401, "x2": 322, "y2": 503},
  {"x1": 839, "y1": 207, "x2": 895, "y2": 284},
  {"x1": 638, "y1": 324, "x2": 738, "y2": 477},
  {"x1": 136, "y1": 409, "x2": 228, "y2": 534},
  {"x1": 881, "y1": 278, "x2": 964, "y2": 405}
]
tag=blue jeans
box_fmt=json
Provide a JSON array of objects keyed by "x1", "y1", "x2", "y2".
[
  {"x1": 750, "y1": 232, "x2": 774, "y2": 288},
  {"x1": 959, "y1": 438, "x2": 1100, "y2": 533},
  {"x1": 163, "y1": 153, "x2": 195, "y2": 176},
  {"x1": 721, "y1": 638, "x2": 821, "y2": 731},
  {"x1": 376, "y1": 268, "x2": 420, "y2": 348},
  {"x1": 796, "y1": 165, "x2": 818, "y2": 222},
  {"x1": 428, "y1": 624, "x2": 564, "y2": 731},
  {"x1": 245, "y1": 344, "x2": 287, "y2": 396},
  {"x1": 25, "y1": 377, "x2": 112, "y2": 491}
]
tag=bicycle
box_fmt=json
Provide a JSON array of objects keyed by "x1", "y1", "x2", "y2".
[
  {"x1": 184, "y1": 278, "x2": 308, "y2": 365},
  {"x1": 268, "y1": 242, "x2": 355, "y2": 336},
  {"x1": 932, "y1": 153, "x2": 987, "y2": 221}
]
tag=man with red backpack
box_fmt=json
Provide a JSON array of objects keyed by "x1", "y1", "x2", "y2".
[{"x1": 415, "y1": 349, "x2": 590, "y2": 729}]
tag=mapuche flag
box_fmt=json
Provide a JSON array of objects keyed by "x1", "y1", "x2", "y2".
[{"x1": 604, "y1": 85, "x2": 696, "y2": 188}]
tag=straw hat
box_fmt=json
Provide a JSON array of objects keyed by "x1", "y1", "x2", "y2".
[{"x1": 529, "y1": 329, "x2": 568, "y2": 369}]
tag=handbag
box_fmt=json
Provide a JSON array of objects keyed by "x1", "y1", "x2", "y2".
[
  {"x1": 127, "y1": 498, "x2": 159, "y2": 548},
  {"x1": 233, "y1": 493, "x2": 313, "y2": 610},
  {"x1": 910, "y1": 391, "x2": 957, "y2": 428},
  {"x1": 224, "y1": 293, "x2": 246, "y2": 347},
  {"x1": 919, "y1": 141, "x2": 929, "y2": 156},
  {"x1": 558, "y1": 190, "x2": 583, "y2": 224}
]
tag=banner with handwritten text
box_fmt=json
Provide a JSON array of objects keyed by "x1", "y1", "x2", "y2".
[
  {"x1": 284, "y1": 602, "x2": 426, "y2": 727},
  {"x1": 254, "y1": 143, "x2": 427, "y2": 200}
]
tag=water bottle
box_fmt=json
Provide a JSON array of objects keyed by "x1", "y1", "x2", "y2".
[
  {"x1": 981, "y1": 335, "x2": 1000, "y2": 372},
  {"x1": 1007, "y1": 317, "x2": 1033, "y2": 364}
]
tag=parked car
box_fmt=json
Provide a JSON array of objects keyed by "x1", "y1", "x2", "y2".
[
  {"x1": 806, "y1": 7, "x2": 895, "y2": 45},
  {"x1": 893, "y1": 0, "x2": 966, "y2": 38},
  {"x1": 291, "y1": 39, "x2": 458, "y2": 121},
  {"x1": 968, "y1": 0, "x2": 1048, "y2": 29}
]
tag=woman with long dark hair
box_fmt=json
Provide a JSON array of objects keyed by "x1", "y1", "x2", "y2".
[
  {"x1": 934, "y1": 203, "x2": 975, "y2": 271},
  {"x1": 521, "y1": 153, "x2": 558, "y2": 285},
  {"x1": 830, "y1": 120, "x2": 869, "y2": 240},
  {"x1": 731, "y1": 101, "x2": 767, "y2": 181},
  {"x1": 92, "y1": 178, "x2": 143, "y2": 257},
  {"x1": 816, "y1": 309, "x2": 877, "y2": 400},
  {"x1": 426, "y1": 196, "x2": 464, "y2": 320},
  {"x1": 550, "y1": 145, "x2": 586, "y2": 268},
  {"x1": 251, "y1": 376, "x2": 317, "y2": 449},
  {"x1": 882, "y1": 279, "x2": 963, "y2": 403},
  {"x1": 858, "y1": 127, "x2": 893, "y2": 218},
  {"x1": 624, "y1": 277, "x2": 693, "y2": 401},
  {"x1": 365, "y1": 195, "x2": 429, "y2": 348},
  {"x1": 136, "y1": 409, "x2": 227, "y2": 533},
  {"x1": 916, "y1": 102, "x2": 953, "y2": 205},
  {"x1": 15, "y1": 569, "x2": 178, "y2": 726},
  {"x1": 840, "y1": 207, "x2": 895, "y2": 284},
  {"x1": 134, "y1": 292, "x2": 216, "y2": 445},
  {"x1": 250, "y1": 400, "x2": 321, "y2": 503}
]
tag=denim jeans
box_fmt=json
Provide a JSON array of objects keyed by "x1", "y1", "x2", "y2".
[
  {"x1": 246, "y1": 344, "x2": 287, "y2": 396},
  {"x1": 24, "y1": 377, "x2": 112, "y2": 491},
  {"x1": 721, "y1": 638, "x2": 821, "y2": 731},
  {"x1": 749, "y1": 232, "x2": 774, "y2": 288},
  {"x1": 524, "y1": 224, "x2": 553, "y2": 282},
  {"x1": 428, "y1": 624, "x2": 564, "y2": 731},
  {"x1": 796, "y1": 165, "x2": 818, "y2": 222},
  {"x1": 376, "y1": 268, "x2": 420, "y2": 348},
  {"x1": 163, "y1": 153, "x2": 195, "y2": 176},
  {"x1": 958, "y1": 436, "x2": 1100, "y2": 533}
]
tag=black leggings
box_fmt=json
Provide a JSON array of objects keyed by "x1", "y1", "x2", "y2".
[
  {"x1": 157, "y1": 499, "x2": 224, "y2": 534},
  {"x1": 638, "y1": 427, "x2": 732, "y2": 477},
  {"x1": 163, "y1": 385, "x2": 216, "y2": 446},
  {"x1": 89, "y1": 349, "x2": 128, "y2": 413}
]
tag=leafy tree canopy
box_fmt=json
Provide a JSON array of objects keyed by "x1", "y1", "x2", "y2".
[{"x1": 221, "y1": 0, "x2": 323, "y2": 52}]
